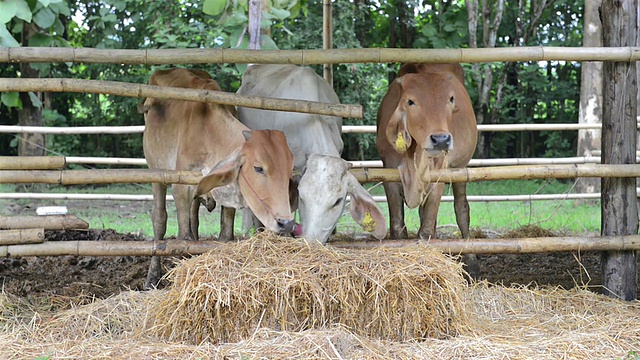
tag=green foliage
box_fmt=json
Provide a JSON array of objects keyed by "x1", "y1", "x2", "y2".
[{"x1": 0, "y1": 0, "x2": 587, "y2": 165}]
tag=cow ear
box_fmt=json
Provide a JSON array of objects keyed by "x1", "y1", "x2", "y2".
[
  {"x1": 385, "y1": 77, "x2": 412, "y2": 154},
  {"x1": 385, "y1": 108, "x2": 412, "y2": 154},
  {"x1": 242, "y1": 130, "x2": 252, "y2": 141},
  {"x1": 195, "y1": 148, "x2": 245, "y2": 196},
  {"x1": 346, "y1": 173, "x2": 387, "y2": 239}
]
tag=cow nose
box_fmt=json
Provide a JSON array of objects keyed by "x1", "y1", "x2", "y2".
[
  {"x1": 430, "y1": 133, "x2": 452, "y2": 151},
  {"x1": 276, "y1": 218, "x2": 296, "y2": 234}
]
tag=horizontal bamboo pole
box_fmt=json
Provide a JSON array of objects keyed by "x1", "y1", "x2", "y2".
[
  {"x1": 0, "y1": 156, "x2": 66, "y2": 170},
  {"x1": 0, "y1": 78, "x2": 363, "y2": 119},
  {"x1": 0, "y1": 191, "x2": 616, "y2": 202},
  {"x1": 1, "y1": 47, "x2": 639, "y2": 65},
  {"x1": 0, "y1": 228, "x2": 44, "y2": 246},
  {"x1": 331, "y1": 235, "x2": 640, "y2": 253},
  {"x1": 2, "y1": 164, "x2": 639, "y2": 185},
  {"x1": 0, "y1": 169, "x2": 202, "y2": 185},
  {"x1": 2, "y1": 123, "x2": 636, "y2": 136},
  {"x1": 0, "y1": 125, "x2": 145, "y2": 134},
  {"x1": 2, "y1": 234, "x2": 640, "y2": 257},
  {"x1": 351, "y1": 164, "x2": 640, "y2": 183},
  {"x1": 0, "y1": 215, "x2": 89, "y2": 230},
  {"x1": 0, "y1": 155, "x2": 608, "y2": 169}
]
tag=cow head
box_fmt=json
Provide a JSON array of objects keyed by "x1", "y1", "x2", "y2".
[
  {"x1": 297, "y1": 154, "x2": 386, "y2": 244},
  {"x1": 195, "y1": 130, "x2": 296, "y2": 234},
  {"x1": 385, "y1": 72, "x2": 461, "y2": 208}
]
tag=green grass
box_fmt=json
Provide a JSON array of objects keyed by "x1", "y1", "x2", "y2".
[{"x1": 1, "y1": 179, "x2": 601, "y2": 238}]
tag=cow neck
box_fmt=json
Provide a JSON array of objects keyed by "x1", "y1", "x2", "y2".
[{"x1": 239, "y1": 168, "x2": 272, "y2": 217}]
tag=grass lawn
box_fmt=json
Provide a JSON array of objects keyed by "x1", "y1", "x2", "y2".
[{"x1": 0, "y1": 178, "x2": 601, "y2": 238}]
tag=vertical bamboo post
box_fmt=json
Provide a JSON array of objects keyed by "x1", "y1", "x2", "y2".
[
  {"x1": 323, "y1": 0, "x2": 333, "y2": 87},
  {"x1": 600, "y1": 0, "x2": 638, "y2": 301}
]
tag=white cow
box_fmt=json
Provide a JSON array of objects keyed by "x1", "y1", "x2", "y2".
[{"x1": 237, "y1": 64, "x2": 386, "y2": 243}]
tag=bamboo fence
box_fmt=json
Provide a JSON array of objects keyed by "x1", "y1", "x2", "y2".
[
  {"x1": 1, "y1": 164, "x2": 639, "y2": 185},
  {"x1": 0, "y1": 155, "x2": 612, "y2": 168},
  {"x1": 1, "y1": 234, "x2": 640, "y2": 257},
  {"x1": 0, "y1": 228, "x2": 44, "y2": 246},
  {"x1": 0, "y1": 191, "x2": 616, "y2": 202},
  {"x1": 1, "y1": 123, "x2": 636, "y2": 136},
  {"x1": 0, "y1": 156, "x2": 66, "y2": 170},
  {"x1": 1, "y1": 46, "x2": 639, "y2": 65},
  {"x1": 0, "y1": 215, "x2": 89, "y2": 230},
  {"x1": 0, "y1": 78, "x2": 362, "y2": 118}
]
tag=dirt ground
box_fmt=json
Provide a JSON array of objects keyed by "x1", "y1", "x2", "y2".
[{"x1": 0, "y1": 199, "x2": 636, "y2": 302}]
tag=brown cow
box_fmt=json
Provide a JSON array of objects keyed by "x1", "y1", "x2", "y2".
[
  {"x1": 376, "y1": 63, "x2": 478, "y2": 275},
  {"x1": 141, "y1": 68, "x2": 296, "y2": 288}
]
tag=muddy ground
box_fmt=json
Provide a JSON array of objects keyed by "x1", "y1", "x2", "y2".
[{"x1": 0, "y1": 199, "x2": 636, "y2": 302}]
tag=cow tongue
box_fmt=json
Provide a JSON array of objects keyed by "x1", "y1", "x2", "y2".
[{"x1": 292, "y1": 223, "x2": 303, "y2": 237}]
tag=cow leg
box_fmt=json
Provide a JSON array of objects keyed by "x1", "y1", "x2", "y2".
[
  {"x1": 418, "y1": 182, "x2": 444, "y2": 239},
  {"x1": 172, "y1": 184, "x2": 196, "y2": 240},
  {"x1": 145, "y1": 183, "x2": 167, "y2": 290},
  {"x1": 219, "y1": 206, "x2": 236, "y2": 241},
  {"x1": 383, "y1": 181, "x2": 408, "y2": 239},
  {"x1": 452, "y1": 181, "x2": 479, "y2": 280},
  {"x1": 189, "y1": 198, "x2": 200, "y2": 240}
]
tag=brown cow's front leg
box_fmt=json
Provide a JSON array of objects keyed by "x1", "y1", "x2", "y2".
[
  {"x1": 145, "y1": 183, "x2": 167, "y2": 290},
  {"x1": 219, "y1": 206, "x2": 236, "y2": 241},
  {"x1": 417, "y1": 182, "x2": 444, "y2": 239},
  {"x1": 173, "y1": 184, "x2": 195, "y2": 240},
  {"x1": 452, "y1": 181, "x2": 479, "y2": 280},
  {"x1": 383, "y1": 181, "x2": 407, "y2": 239},
  {"x1": 189, "y1": 198, "x2": 200, "y2": 240}
]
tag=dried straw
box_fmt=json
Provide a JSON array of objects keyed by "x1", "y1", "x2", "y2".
[
  {"x1": 150, "y1": 232, "x2": 470, "y2": 344},
  {"x1": 1, "y1": 274, "x2": 640, "y2": 358}
]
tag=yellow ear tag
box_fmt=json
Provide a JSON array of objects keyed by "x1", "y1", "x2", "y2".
[
  {"x1": 395, "y1": 132, "x2": 408, "y2": 153},
  {"x1": 362, "y1": 212, "x2": 376, "y2": 232}
]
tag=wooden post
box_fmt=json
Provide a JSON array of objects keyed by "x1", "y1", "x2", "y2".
[
  {"x1": 248, "y1": 0, "x2": 261, "y2": 50},
  {"x1": 600, "y1": 0, "x2": 638, "y2": 300},
  {"x1": 323, "y1": 0, "x2": 333, "y2": 87}
]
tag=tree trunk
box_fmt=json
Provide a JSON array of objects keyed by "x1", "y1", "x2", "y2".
[
  {"x1": 576, "y1": 0, "x2": 604, "y2": 194},
  {"x1": 18, "y1": 22, "x2": 44, "y2": 158},
  {"x1": 600, "y1": 0, "x2": 638, "y2": 301}
]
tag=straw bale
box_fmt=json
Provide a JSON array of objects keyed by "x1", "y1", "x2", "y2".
[
  {"x1": 2, "y1": 282, "x2": 640, "y2": 359},
  {"x1": 150, "y1": 232, "x2": 470, "y2": 344}
]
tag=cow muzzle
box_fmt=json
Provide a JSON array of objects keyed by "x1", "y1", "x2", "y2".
[
  {"x1": 428, "y1": 132, "x2": 453, "y2": 152},
  {"x1": 276, "y1": 218, "x2": 297, "y2": 234}
]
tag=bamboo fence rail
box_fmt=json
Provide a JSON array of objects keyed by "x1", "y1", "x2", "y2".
[
  {"x1": 0, "y1": 215, "x2": 89, "y2": 230},
  {"x1": 0, "y1": 191, "x2": 619, "y2": 202},
  {"x1": 1, "y1": 234, "x2": 640, "y2": 257},
  {"x1": 1, "y1": 46, "x2": 639, "y2": 65},
  {"x1": 1, "y1": 164, "x2": 639, "y2": 185},
  {"x1": 0, "y1": 156, "x2": 66, "y2": 170},
  {"x1": 2, "y1": 123, "x2": 634, "y2": 136},
  {"x1": 61, "y1": 155, "x2": 611, "y2": 167},
  {"x1": 0, "y1": 78, "x2": 362, "y2": 118},
  {"x1": 0, "y1": 228, "x2": 44, "y2": 246}
]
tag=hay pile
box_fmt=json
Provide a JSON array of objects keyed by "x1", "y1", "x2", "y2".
[
  {"x1": 2, "y1": 282, "x2": 640, "y2": 359},
  {"x1": 150, "y1": 232, "x2": 470, "y2": 344}
]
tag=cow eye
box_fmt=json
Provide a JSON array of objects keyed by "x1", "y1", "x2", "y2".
[
  {"x1": 407, "y1": 99, "x2": 415, "y2": 106},
  {"x1": 332, "y1": 198, "x2": 343, "y2": 208},
  {"x1": 449, "y1": 95, "x2": 455, "y2": 103},
  {"x1": 254, "y1": 166, "x2": 264, "y2": 174}
]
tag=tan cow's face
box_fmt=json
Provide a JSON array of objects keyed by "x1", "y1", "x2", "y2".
[
  {"x1": 196, "y1": 130, "x2": 296, "y2": 234},
  {"x1": 385, "y1": 73, "x2": 462, "y2": 208}
]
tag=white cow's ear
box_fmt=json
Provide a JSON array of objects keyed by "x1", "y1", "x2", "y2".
[
  {"x1": 195, "y1": 148, "x2": 244, "y2": 196},
  {"x1": 346, "y1": 173, "x2": 387, "y2": 240}
]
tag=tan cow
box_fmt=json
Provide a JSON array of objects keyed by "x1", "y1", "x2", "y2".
[
  {"x1": 376, "y1": 63, "x2": 478, "y2": 275},
  {"x1": 141, "y1": 68, "x2": 296, "y2": 288}
]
